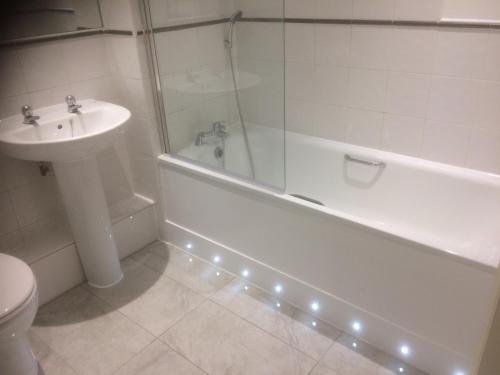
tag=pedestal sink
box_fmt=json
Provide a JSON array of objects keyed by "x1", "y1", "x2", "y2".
[{"x1": 0, "y1": 99, "x2": 131, "y2": 288}]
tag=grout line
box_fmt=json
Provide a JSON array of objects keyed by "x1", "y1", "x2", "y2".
[{"x1": 161, "y1": 339, "x2": 210, "y2": 375}]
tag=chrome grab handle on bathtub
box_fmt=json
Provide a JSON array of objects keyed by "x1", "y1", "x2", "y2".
[{"x1": 345, "y1": 154, "x2": 386, "y2": 168}]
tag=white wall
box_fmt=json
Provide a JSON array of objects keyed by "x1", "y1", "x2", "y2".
[
  {"x1": 149, "y1": 0, "x2": 239, "y2": 153},
  {"x1": 281, "y1": 1, "x2": 500, "y2": 175},
  {"x1": 0, "y1": 35, "x2": 135, "y2": 255},
  {"x1": 0, "y1": 0, "x2": 161, "y2": 280}
]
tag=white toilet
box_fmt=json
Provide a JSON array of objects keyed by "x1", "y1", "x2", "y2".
[{"x1": 0, "y1": 253, "x2": 39, "y2": 375}]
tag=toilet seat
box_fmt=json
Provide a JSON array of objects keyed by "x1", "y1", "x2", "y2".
[{"x1": 0, "y1": 254, "x2": 35, "y2": 321}]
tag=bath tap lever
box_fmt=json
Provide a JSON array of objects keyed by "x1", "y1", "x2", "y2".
[
  {"x1": 345, "y1": 154, "x2": 386, "y2": 168},
  {"x1": 21, "y1": 105, "x2": 40, "y2": 125},
  {"x1": 65, "y1": 95, "x2": 82, "y2": 113},
  {"x1": 195, "y1": 121, "x2": 228, "y2": 146}
]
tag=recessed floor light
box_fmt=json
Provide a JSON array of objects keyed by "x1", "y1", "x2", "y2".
[{"x1": 310, "y1": 301, "x2": 319, "y2": 311}]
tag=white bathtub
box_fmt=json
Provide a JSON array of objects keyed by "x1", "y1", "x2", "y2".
[{"x1": 161, "y1": 124, "x2": 500, "y2": 375}]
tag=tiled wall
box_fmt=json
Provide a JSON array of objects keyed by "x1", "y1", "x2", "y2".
[
  {"x1": 0, "y1": 35, "x2": 134, "y2": 255},
  {"x1": 150, "y1": 1, "x2": 239, "y2": 152},
  {"x1": 280, "y1": 1, "x2": 500, "y2": 174},
  {"x1": 0, "y1": 0, "x2": 161, "y2": 260}
]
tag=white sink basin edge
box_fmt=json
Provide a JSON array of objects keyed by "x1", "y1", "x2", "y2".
[{"x1": 0, "y1": 99, "x2": 131, "y2": 162}]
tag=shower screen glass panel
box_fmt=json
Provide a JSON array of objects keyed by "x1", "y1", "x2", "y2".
[{"x1": 145, "y1": 0, "x2": 285, "y2": 190}]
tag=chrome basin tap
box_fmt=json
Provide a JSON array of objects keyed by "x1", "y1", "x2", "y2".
[
  {"x1": 65, "y1": 95, "x2": 82, "y2": 113},
  {"x1": 195, "y1": 121, "x2": 228, "y2": 146},
  {"x1": 21, "y1": 105, "x2": 40, "y2": 125}
]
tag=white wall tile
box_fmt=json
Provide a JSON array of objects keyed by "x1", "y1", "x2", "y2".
[
  {"x1": 475, "y1": 81, "x2": 500, "y2": 131},
  {"x1": 314, "y1": 104, "x2": 350, "y2": 141},
  {"x1": 125, "y1": 116, "x2": 154, "y2": 156},
  {"x1": 314, "y1": 24, "x2": 351, "y2": 67},
  {"x1": 61, "y1": 36, "x2": 110, "y2": 81},
  {"x1": 9, "y1": 176, "x2": 63, "y2": 227},
  {"x1": 29, "y1": 84, "x2": 73, "y2": 109},
  {"x1": 345, "y1": 108, "x2": 384, "y2": 148},
  {"x1": 286, "y1": 0, "x2": 315, "y2": 18},
  {"x1": 0, "y1": 230, "x2": 24, "y2": 255},
  {"x1": 442, "y1": 0, "x2": 500, "y2": 21},
  {"x1": 421, "y1": 121, "x2": 470, "y2": 165},
  {"x1": 0, "y1": 192, "x2": 19, "y2": 236},
  {"x1": 167, "y1": 107, "x2": 201, "y2": 152},
  {"x1": 385, "y1": 72, "x2": 430, "y2": 118},
  {"x1": 100, "y1": 0, "x2": 142, "y2": 31},
  {"x1": 105, "y1": 36, "x2": 149, "y2": 79},
  {"x1": 286, "y1": 99, "x2": 316, "y2": 134},
  {"x1": 98, "y1": 147, "x2": 135, "y2": 206},
  {"x1": 315, "y1": 0, "x2": 353, "y2": 19},
  {"x1": 0, "y1": 94, "x2": 31, "y2": 119},
  {"x1": 427, "y1": 76, "x2": 477, "y2": 125},
  {"x1": 348, "y1": 68, "x2": 387, "y2": 111},
  {"x1": 315, "y1": 66, "x2": 350, "y2": 106},
  {"x1": 18, "y1": 42, "x2": 70, "y2": 92},
  {"x1": 71, "y1": 77, "x2": 120, "y2": 103},
  {"x1": 350, "y1": 26, "x2": 392, "y2": 70},
  {"x1": 394, "y1": 0, "x2": 443, "y2": 21},
  {"x1": 286, "y1": 62, "x2": 315, "y2": 101},
  {"x1": 433, "y1": 29, "x2": 491, "y2": 80},
  {"x1": 197, "y1": 24, "x2": 226, "y2": 66},
  {"x1": 0, "y1": 49, "x2": 27, "y2": 98},
  {"x1": 0, "y1": 155, "x2": 42, "y2": 190},
  {"x1": 129, "y1": 153, "x2": 161, "y2": 203},
  {"x1": 285, "y1": 24, "x2": 314, "y2": 64},
  {"x1": 466, "y1": 129, "x2": 500, "y2": 174},
  {"x1": 234, "y1": 0, "x2": 284, "y2": 18},
  {"x1": 352, "y1": 0, "x2": 395, "y2": 20},
  {"x1": 382, "y1": 114, "x2": 424, "y2": 156},
  {"x1": 389, "y1": 27, "x2": 437, "y2": 74}
]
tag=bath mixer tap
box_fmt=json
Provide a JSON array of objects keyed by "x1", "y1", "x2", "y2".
[
  {"x1": 195, "y1": 121, "x2": 228, "y2": 146},
  {"x1": 21, "y1": 105, "x2": 40, "y2": 125},
  {"x1": 65, "y1": 95, "x2": 82, "y2": 113}
]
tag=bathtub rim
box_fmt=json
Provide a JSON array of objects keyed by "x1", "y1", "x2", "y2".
[{"x1": 159, "y1": 153, "x2": 499, "y2": 274}]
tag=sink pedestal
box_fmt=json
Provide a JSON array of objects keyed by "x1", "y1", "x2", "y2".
[{"x1": 53, "y1": 156, "x2": 123, "y2": 288}]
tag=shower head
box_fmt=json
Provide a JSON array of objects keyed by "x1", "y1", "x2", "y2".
[{"x1": 225, "y1": 10, "x2": 243, "y2": 49}]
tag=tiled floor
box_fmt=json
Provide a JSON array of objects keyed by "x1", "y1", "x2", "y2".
[{"x1": 30, "y1": 241, "x2": 426, "y2": 375}]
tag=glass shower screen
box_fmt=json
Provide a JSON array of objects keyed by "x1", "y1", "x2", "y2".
[{"x1": 143, "y1": 0, "x2": 285, "y2": 190}]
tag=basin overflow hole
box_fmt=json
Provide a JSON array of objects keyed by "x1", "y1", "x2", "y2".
[{"x1": 57, "y1": 124, "x2": 63, "y2": 129}]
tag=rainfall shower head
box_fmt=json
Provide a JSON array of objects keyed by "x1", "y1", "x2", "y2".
[{"x1": 224, "y1": 10, "x2": 243, "y2": 49}]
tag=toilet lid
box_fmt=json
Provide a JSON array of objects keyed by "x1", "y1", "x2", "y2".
[{"x1": 0, "y1": 254, "x2": 35, "y2": 319}]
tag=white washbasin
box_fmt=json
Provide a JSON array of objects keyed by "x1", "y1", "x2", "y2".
[
  {"x1": 0, "y1": 100, "x2": 130, "y2": 162},
  {"x1": 0, "y1": 99, "x2": 132, "y2": 288}
]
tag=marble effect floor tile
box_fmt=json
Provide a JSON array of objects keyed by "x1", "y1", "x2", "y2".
[
  {"x1": 85, "y1": 258, "x2": 205, "y2": 336},
  {"x1": 211, "y1": 279, "x2": 337, "y2": 360},
  {"x1": 319, "y1": 333, "x2": 424, "y2": 375},
  {"x1": 114, "y1": 340, "x2": 207, "y2": 375},
  {"x1": 33, "y1": 286, "x2": 154, "y2": 375},
  {"x1": 132, "y1": 242, "x2": 233, "y2": 297},
  {"x1": 309, "y1": 363, "x2": 341, "y2": 375},
  {"x1": 162, "y1": 300, "x2": 316, "y2": 375},
  {"x1": 28, "y1": 331, "x2": 78, "y2": 375}
]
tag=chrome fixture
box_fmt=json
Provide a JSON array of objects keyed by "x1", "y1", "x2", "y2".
[
  {"x1": 65, "y1": 95, "x2": 82, "y2": 113},
  {"x1": 345, "y1": 154, "x2": 386, "y2": 168},
  {"x1": 37, "y1": 162, "x2": 51, "y2": 176},
  {"x1": 214, "y1": 146, "x2": 224, "y2": 159},
  {"x1": 21, "y1": 105, "x2": 40, "y2": 125},
  {"x1": 225, "y1": 10, "x2": 256, "y2": 178},
  {"x1": 195, "y1": 121, "x2": 228, "y2": 146},
  {"x1": 224, "y1": 10, "x2": 242, "y2": 49}
]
